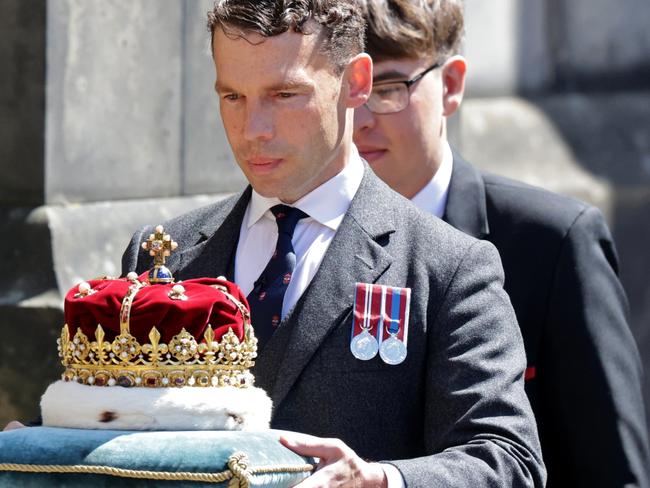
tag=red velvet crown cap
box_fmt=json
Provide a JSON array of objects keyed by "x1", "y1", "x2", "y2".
[{"x1": 64, "y1": 274, "x2": 250, "y2": 344}]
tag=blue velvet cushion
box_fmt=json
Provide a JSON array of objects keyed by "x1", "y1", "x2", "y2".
[{"x1": 0, "y1": 427, "x2": 314, "y2": 487}]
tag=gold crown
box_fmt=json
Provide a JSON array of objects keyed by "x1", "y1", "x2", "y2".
[{"x1": 57, "y1": 226, "x2": 258, "y2": 389}]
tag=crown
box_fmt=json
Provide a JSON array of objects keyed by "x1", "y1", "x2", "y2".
[
  {"x1": 57, "y1": 226, "x2": 258, "y2": 390},
  {"x1": 42, "y1": 225, "x2": 271, "y2": 431}
]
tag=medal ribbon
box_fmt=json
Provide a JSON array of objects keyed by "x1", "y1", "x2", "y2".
[
  {"x1": 380, "y1": 286, "x2": 410, "y2": 345},
  {"x1": 351, "y1": 283, "x2": 383, "y2": 341}
]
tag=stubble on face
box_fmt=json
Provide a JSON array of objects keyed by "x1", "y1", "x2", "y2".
[{"x1": 213, "y1": 26, "x2": 349, "y2": 203}]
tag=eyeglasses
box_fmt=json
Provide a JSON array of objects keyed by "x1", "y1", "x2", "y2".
[{"x1": 365, "y1": 63, "x2": 442, "y2": 115}]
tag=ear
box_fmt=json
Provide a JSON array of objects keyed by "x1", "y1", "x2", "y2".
[
  {"x1": 441, "y1": 55, "x2": 467, "y2": 117},
  {"x1": 344, "y1": 53, "x2": 373, "y2": 109}
]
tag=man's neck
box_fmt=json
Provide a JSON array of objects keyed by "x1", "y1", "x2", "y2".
[{"x1": 410, "y1": 142, "x2": 454, "y2": 218}]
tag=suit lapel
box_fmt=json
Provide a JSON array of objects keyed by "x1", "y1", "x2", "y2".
[
  {"x1": 176, "y1": 187, "x2": 252, "y2": 281},
  {"x1": 261, "y1": 167, "x2": 396, "y2": 409},
  {"x1": 443, "y1": 152, "x2": 489, "y2": 239}
]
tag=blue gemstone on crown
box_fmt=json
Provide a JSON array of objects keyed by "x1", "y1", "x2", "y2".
[{"x1": 149, "y1": 265, "x2": 173, "y2": 284}]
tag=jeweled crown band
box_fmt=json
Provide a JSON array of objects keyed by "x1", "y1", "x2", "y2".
[
  {"x1": 59, "y1": 324, "x2": 257, "y2": 388},
  {"x1": 60, "y1": 224, "x2": 257, "y2": 389},
  {"x1": 60, "y1": 281, "x2": 257, "y2": 388}
]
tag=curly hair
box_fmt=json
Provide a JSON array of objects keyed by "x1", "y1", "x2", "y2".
[
  {"x1": 207, "y1": 0, "x2": 366, "y2": 74},
  {"x1": 361, "y1": 0, "x2": 464, "y2": 62}
]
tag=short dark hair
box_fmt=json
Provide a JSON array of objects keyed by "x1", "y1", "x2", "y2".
[
  {"x1": 207, "y1": 0, "x2": 366, "y2": 74},
  {"x1": 361, "y1": 0, "x2": 464, "y2": 62}
]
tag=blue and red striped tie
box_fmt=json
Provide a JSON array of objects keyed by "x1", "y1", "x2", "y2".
[{"x1": 248, "y1": 204, "x2": 308, "y2": 350}]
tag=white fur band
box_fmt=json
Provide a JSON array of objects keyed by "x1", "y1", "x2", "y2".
[{"x1": 41, "y1": 381, "x2": 272, "y2": 431}]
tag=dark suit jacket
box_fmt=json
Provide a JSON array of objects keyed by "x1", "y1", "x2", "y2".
[
  {"x1": 122, "y1": 166, "x2": 545, "y2": 487},
  {"x1": 444, "y1": 154, "x2": 650, "y2": 488}
]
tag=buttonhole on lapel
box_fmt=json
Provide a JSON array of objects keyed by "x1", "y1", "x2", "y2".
[{"x1": 376, "y1": 233, "x2": 390, "y2": 247}]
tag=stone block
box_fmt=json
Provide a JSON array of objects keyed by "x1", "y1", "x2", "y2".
[
  {"x1": 181, "y1": 0, "x2": 247, "y2": 195},
  {"x1": 559, "y1": 0, "x2": 650, "y2": 79},
  {"x1": 532, "y1": 92, "x2": 650, "y2": 186},
  {"x1": 0, "y1": 205, "x2": 61, "y2": 427},
  {"x1": 464, "y1": 0, "x2": 518, "y2": 96},
  {"x1": 46, "y1": 194, "x2": 227, "y2": 293},
  {"x1": 0, "y1": 0, "x2": 46, "y2": 206},
  {"x1": 464, "y1": 0, "x2": 551, "y2": 96},
  {"x1": 457, "y1": 96, "x2": 614, "y2": 215},
  {"x1": 0, "y1": 305, "x2": 63, "y2": 428},
  {"x1": 0, "y1": 207, "x2": 57, "y2": 306},
  {"x1": 45, "y1": 0, "x2": 183, "y2": 204},
  {"x1": 464, "y1": 0, "x2": 650, "y2": 95}
]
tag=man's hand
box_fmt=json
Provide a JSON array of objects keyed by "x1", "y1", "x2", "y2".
[
  {"x1": 3, "y1": 421, "x2": 26, "y2": 431},
  {"x1": 280, "y1": 433, "x2": 387, "y2": 488}
]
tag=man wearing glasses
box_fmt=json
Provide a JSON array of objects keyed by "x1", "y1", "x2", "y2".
[{"x1": 354, "y1": 1, "x2": 650, "y2": 487}]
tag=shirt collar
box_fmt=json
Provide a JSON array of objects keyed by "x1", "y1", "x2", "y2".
[
  {"x1": 410, "y1": 141, "x2": 454, "y2": 218},
  {"x1": 247, "y1": 146, "x2": 365, "y2": 231}
]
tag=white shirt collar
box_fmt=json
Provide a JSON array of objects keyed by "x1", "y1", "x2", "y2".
[
  {"x1": 246, "y1": 146, "x2": 365, "y2": 231},
  {"x1": 410, "y1": 141, "x2": 454, "y2": 218}
]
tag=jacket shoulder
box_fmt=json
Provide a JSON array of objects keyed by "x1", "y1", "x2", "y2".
[{"x1": 480, "y1": 171, "x2": 604, "y2": 239}]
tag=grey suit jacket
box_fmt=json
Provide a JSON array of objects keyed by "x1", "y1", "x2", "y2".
[{"x1": 122, "y1": 166, "x2": 546, "y2": 487}]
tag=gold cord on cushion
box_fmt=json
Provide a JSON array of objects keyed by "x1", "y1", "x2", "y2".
[
  {"x1": 0, "y1": 452, "x2": 314, "y2": 484},
  {"x1": 228, "y1": 452, "x2": 251, "y2": 488}
]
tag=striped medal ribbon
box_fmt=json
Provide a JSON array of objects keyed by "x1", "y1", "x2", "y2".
[{"x1": 350, "y1": 283, "x2": 411, "y2": 365}]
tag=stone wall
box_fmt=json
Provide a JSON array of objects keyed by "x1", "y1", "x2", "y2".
[
  {"x1": 464, "y1": 0, "x2": 650, "y2": 95},
  {"x1": 0, "y1": 0, "x2": 46, "y2": 205},
  {"x1": 44, "y1": 0, "x2": 245, "y2": 204}
]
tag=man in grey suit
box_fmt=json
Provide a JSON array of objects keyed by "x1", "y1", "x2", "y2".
[
  {"x1": 353, "y1": 1, "x2": 649, "y2": 487},
  {"x1": 122, "y1": 1, "x2": 545, "y2": 486}
]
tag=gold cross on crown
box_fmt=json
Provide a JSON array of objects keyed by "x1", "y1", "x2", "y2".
[{"x1": 141, "y1": 225, "x2": 178, "y2": 267}]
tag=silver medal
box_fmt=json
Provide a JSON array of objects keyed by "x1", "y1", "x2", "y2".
[
  {"x1": 379, "y1": 335, "x2": 407, "y2": 365},
  {"x1": 350, "y1": 329, "x2": 379, "y2": 360}
]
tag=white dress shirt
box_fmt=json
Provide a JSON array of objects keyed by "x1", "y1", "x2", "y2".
[
  {"x1": 235, "y1": 147, "x2": 364, "y2": 318},
  {"x1": 410, "y1": 141, "x2": 454, "y2": 218}
]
